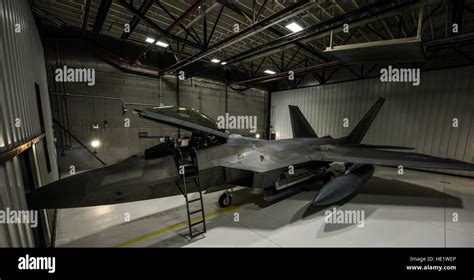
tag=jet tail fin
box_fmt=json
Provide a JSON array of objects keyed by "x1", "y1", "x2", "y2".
[
  {"x1": 289, "y1": 105, "x2": 318, "y2": 138},
  {"x1": 345, "y1": 97, "x2": 385, "y2": 144}
]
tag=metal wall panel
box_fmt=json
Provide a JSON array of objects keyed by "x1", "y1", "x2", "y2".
[
  {"x1": 272, "y1": 66, "x2": 474, "y2": 177},
  {"x1": 0, "y1": 0, "x2": 59, "y2": 247}
]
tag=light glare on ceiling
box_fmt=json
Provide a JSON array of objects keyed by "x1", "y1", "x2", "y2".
[
  {"x1": 285, "y1": 22, "x2": 303, "y2": 33},
  {"x1": 156, "y1": 41, "x2": 169, "y2": 48}
]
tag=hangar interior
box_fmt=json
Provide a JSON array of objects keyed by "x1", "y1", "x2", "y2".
[{"x1": 0, "y1": 0, "x2": 474, "y2": 247}]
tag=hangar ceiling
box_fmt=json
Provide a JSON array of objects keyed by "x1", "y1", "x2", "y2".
[{"x1": 32, "y1": 0, "x2": 474, "y2": 90}]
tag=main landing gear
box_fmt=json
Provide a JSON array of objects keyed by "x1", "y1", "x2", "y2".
[{"x1": 218, "y1": 191, "x2": 232, "y2": 208}]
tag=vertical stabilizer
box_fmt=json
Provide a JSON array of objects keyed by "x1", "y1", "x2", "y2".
[
  {"x1": 288, "y1": 105, "x2": 318, "y2": 138},
  {"x1": 345, "y1": 97, "x2": 385, "y2": 144}
]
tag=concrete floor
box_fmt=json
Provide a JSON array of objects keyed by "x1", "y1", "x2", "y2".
[{"x1": 55, "y1": 166, "x2": 474, "y2": 247}]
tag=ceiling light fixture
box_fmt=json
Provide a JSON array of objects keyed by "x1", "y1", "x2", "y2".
[
  {"x1": 264, "y1": 69, "x2": 276, "y2": 75},
  {"x1": 156, "y1": 41, "x2": 169, "y2": 48},
  {"x1": 285, "y1": 22, "x2": 303, "y2": 33}
]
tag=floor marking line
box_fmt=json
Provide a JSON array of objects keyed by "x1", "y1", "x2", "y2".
[{"x1": 113, "y1": 205, "x2": 239, "y2": 248}]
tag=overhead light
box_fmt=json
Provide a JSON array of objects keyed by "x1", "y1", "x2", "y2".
[
  {"x1": 264, "y1": 69, "x2": 276, "y2": 75},
  {"x1": 156, "y1": 41, "x2": 169, "y2": 48},
  {"x1": 221, "y1": 61, "x2": 227, "y2": 65},
  {"x1": 91, "y1": 140, "x2": 100, "y2": 148},
  {"x1": 285, "y1": 22, "x2": 303, "y2": 33},
  {"x1": 211, "y1": 58, "x2": 221, "y2": 63},
  {"x1": 145, "y1": 37, "x2": 155, "y2": 43}
]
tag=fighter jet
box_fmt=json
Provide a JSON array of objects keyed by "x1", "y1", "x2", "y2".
[{"x1": 27, "y1": 98, "x2": 474, "y2": 211}]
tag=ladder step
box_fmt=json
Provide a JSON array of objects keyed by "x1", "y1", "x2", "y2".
[
  {"x1": 177, "y1": 177, "x2": 199, "y2": 183},
  {"x1": 174, "y1": 148, "x2": 206, "y2": 239},
  {"x1": 189, "y1": 209, "x2": 203, "y2": 215},
  {"x1": 190, "y1": 220, "x2": 204, "y2": 227},
  {"x1": 190, "y1": 230, "x2": 206, "y2": 238}
]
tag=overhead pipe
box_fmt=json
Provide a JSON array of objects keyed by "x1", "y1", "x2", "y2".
[
  {"x1": 230, "y1": 61, "x2": 345, "y2": 90},
  {"x1": 88, "y1": 38, "x2": 161, "y2": 75},
  {"x1": 232, "y1": 61, "x2": 344, "y2": 85},
  {"x1": 248, "y1": 1, "x2": 423, "y2": 62},
  {"x1": 162, "y1": 0, "x2": 318, "y2": 72},
  {"x1": 43, "y1": 36, "x2": 162, "y2": 75},
  {"x1": 220, "y1": 0, "x2": 327, "y2": 62},
  {"x1": 130, "y1": 0, "x2": 206, "y2": 64},
  {"x1": 233, "y1": 30, "x2": 474, "y2": 90},
  {"x1": 121, "y1": 0, "x2": 154, "y2": 40},
  {"x1": 93, "y1": 0, "x2": 113, "y2": 33},
  {"x1": 202, "y1": 0, "x2": 421, "y2": 73},
  {"x1": 50, "y1": 92, "x2": 162, "y2": 115},
  {"x1": 175, "y1": 3, "x2": 220, "y2": 37},
  {"x1": 117, "y1": 0, "x2": 201, "y2": 50},
  {"x1": 81, "y1": 0, "x2": 92, "y2": 33}
]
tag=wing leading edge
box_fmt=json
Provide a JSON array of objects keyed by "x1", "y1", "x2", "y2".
[{"x1": 318, "y1": 147, "x2": 474, "y2": 171}]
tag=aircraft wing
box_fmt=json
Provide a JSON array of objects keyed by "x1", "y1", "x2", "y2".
[
  {"x1": 316, "y1": 147, "x2": 474, "y2": 171},
  {"x1": 215, "y1": 145, "x2": 474, "y2": 173}
]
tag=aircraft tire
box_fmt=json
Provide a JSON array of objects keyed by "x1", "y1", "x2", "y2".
[{"x1": 218, "y1": 192, "x2": 232, "y2": 208}]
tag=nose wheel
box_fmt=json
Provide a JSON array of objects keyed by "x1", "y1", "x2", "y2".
[{"x1": 218, "y1": 191, "x2": 232, "y2": 208}]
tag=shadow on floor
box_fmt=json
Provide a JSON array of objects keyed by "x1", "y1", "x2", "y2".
[{"x1": 60, "y1": 175, "x2": 465, "y2": 247}]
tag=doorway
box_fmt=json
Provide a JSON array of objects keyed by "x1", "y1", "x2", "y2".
[{"x1": 18, "y1": 148, "x2": 49, "y2": 247}]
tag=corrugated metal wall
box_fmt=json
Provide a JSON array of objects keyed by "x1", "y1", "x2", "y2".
[
  {"x1": 272, "y1": 66, "x2": 474, "y2": 177},
  {"x1": 0, "y1": 0, "x2": 59, "y2": 247}
]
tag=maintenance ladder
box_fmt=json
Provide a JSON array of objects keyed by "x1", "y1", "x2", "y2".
[{"x1": 174, "y1": 147, "x2": 206, "y2": 239}]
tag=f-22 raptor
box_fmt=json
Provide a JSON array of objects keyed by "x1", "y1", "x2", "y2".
[{"x1": 28, "y1": 98, "x2": 474, "y2": 211}]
